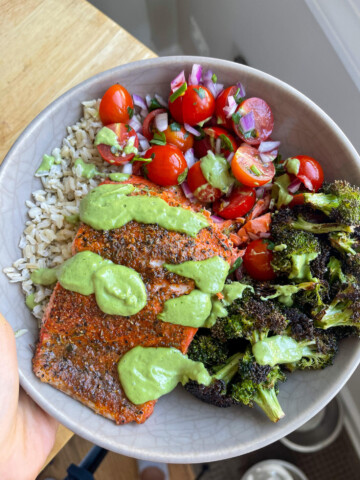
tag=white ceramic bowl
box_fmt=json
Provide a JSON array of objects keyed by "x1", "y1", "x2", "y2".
[{"x1": 0, "y1": 56, "x2": 359, "y2": 463}]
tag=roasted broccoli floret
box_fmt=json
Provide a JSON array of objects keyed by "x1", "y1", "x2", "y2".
[
  {"x1": 211, "y1": 297, "x2": 288, "y2": 344},
  {"x1": 327, "y1": 257, "x2": 347, "y2": 285},
  {"x1": 329, "y1": 232, "x2": 360, "y2": 256},
  {"x1": 294, "y1": 280, "x2": 329, "y2": 316},
  {"x1": 271, "y1": 210, "x2": 321, "y2": 281},
  {"x1": 231, "y1": 350, "x2": 286, "y2": 422},
  {"x1": 184, "y1": 352, "x2": 242, "y2": 408},
  {"x1": 303, "y1": 180, "x2": 360, "y2": 226},
  {"x1": 261, "y1": 281, "x2": 320, "y2": 307},
  {"x1": 187, "y1": 333, "x2": 229, "y2": 368},
  {"x1": 284, "y1": 307, "x2": 314, "y2": 341},
  {"x1": 315, "y1": 282, "x2": 360, "y2": 334},
  {"x1": 346, "y1": 253, "x2": 360, "y2": 281}
]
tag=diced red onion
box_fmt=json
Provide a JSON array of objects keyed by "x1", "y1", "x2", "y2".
[
  {"x1": 139, "y1": 138, "x2": 150, "y2": 151},
  {"x1": 236, "y1": 82, "x2": 246, "y2": 98},
  {"x1": 210, "y1": 215, "x2": 225, "y2": 224},
  {"x1": 215, "y1": 138, "x2": 221, "y2": 154},
  {"x1": 288, "y1": 178, "x2": 302, "y2": 194},
  {"x1": 145, "y1": 94, "x2": 152, "y2": 108},
  {"x1": 258, "y1": 141, "x2": 281, "y2": 153},
  {"x1": 226, "y1": 152, "x2": 234, "y2": 164},
  {"x1": 140, "y1": 109, "x2": 148, "y2": 118},
  {"x1": 154, "y1": 94, "x2": 168, "y2": 108},
  {"x1": 129, "y1": 116, "x2": 143, "y2": 133},
  {"x1": 122, "y1": 163, "x2": 133, "y2": 174},
  {"x1": 171, "y1": 70, "x2": 185, "y2": 92},
  {"x1": 256, "y1": 187, "x2": 265, "y2": 198},
  {"x1": 240, "y1": 111, "x2": 255, "y2": 133},
  {"x1": 188, "y1": 64, "x2": 202, "y2": 85},
  {"x1": 133, "y1": 94, "x2": 147, "y2": 111},
  {"x1": 184, "y1": 148, "x2": 197, "y2": 168},
  {"x1": 260, "y1": 151, "x2": 277, "y2": 163},
  {"x1": 184, "y1": 123, "x2": 201, "y2": 137},
  {"x1": 259, "y1": 232, "x2": 271, "y2": 239},
  {"x1": 263, "y1": 183, "x2": 274, "y2": 191},
  {"x1": 235, "y1": 266, "x2": 243, "y2": 281},
  {"x1": 181, "y1": 181, "x2": 196, "y2": 202},
  {"x1": 203, "y1": 69, "x2": 213, "y2": 82},
  {"x1": 224, "y1": 95, "x2": 237, "y2": 118},
  {"x1": 155, "y1": 112, "x2": 168, "y2": 132},
  {"x1": 213, "y1": 83, "x2": 224, "y2": 97},
  {"x1": 247, "y1": 232, "x2": 259, "y2": 241}
]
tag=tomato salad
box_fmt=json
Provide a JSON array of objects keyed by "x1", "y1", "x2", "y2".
[{"x1": 96, "y1": 63, "x2": 324, "y2": 281}]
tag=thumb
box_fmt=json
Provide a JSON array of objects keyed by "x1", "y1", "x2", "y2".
[{"x1": 0, "y1": 313, "x2": 19, "y2": 447}]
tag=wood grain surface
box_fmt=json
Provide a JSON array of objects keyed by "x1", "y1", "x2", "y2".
[
  {"x1": 0, "y1": 0, "x2": 193, "y2": 475},
  {"x1": 0, "y1": 0, "x2": 156, "y2": 163}
]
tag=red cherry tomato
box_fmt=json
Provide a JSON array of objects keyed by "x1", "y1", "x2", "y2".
[
  {"x1": 96, "y1": 123, "x2": 139, "y2": 165},
  {"x1": 187, "y1": 162, "x2": 222, "y2": 203},
  {"x1": 144, "y1": 145, "x2": 188, "y2": 186},
  {"x1": 243, "y1": 239, "x2": 276, "y2": 281},
  {"x1": 231, "y1": 144, "x2": 275, "y2": 187},
  {"x1": 193, "y1": 126, "x2": 237, "y2": 159},
  {"x1": 213, "y1": 185, "x2": 256, "y2": 219},
  {"x1": 289, "y1": 193, "x2": 305, "y2": 208},
  {"x1": 142, "y1": 108, "x2": 167, "y2": 140},
  {"x1": 163, "y1": 123, "x2": 194, "y2": 152},
  {"x1": 289, "y1": 155, "x2": 324, "y2": 192},
  {"x1": 232, "y1": 97, "x2": 273, "y2": 145},
  {"x1": 215, "y1": 85, "x2": 241, "y2": 130},
  {"x1": 169, "y1": 85, "x2": 215, "y2": 126},
  {"x1": 99, "y1": 84, "x2": 134, "y2": 125}
]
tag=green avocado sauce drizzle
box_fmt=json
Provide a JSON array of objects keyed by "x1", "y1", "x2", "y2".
[
  {"x1": 252, "y1": 335, "x2": 314, "y2": 367},
  {"x1": 200, "y1": 151, "x2": 234, "y2": 194},
  {"x1": 35, "y1": 154, "x2": 60, "y2": 175},
  {"x1": 118, "y1": 346, "x2": 212, "y2": 404},
  {"x1": 79, "y1": 183, "x2": 209, "y2": 237},
  {"x1": 30, "y1": 251, "x2": 147, "y2": 316}
]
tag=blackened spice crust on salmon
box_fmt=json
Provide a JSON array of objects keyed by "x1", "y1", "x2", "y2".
[{"x1": 33, "y1": 178, "x2": 233, "y2": 424}]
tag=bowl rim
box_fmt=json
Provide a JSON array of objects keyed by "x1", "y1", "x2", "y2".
[{"x1": 2, "y1": 55, "x2": 360, "y2": 463}]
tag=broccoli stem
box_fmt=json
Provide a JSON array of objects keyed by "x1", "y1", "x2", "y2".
[
  {"x1": 291, "y1": 215, "x2": 353, "y2": 234},
  {"x1": 212, "y1": 353, "x2": 242, "y2": 383},
  {"x1": 316, "y1": 301, "x2": 354, "y2": 329},
  {"x1": 253, "y1": 386, "x2": 285, "y2": 422}
]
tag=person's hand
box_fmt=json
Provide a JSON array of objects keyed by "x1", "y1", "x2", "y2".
[{"x1": 0, "y1": 313, "x2": 58, "y2": 480}]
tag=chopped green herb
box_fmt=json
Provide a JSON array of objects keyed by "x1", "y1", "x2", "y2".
[
  {"x1": 127, "y1": 106, "x2": 134, "y2": 119},
  {"x1": 266, "y1": 240, "x2": 275, "y2": 250},
  {"x1": 229, "y1": 257, "x2": 243, "y2": 274},
  {"x1": 193, "y1": 102, "x2": 197, "y2": 106},
  {"x1": 170, "y1": 122, "x2": 181, "y2": 131},
  {"x1": 169, "y1": 82, "x2": 187, "y2": 103},
  {"x1": 177, "y1": 168, "x2": 188, "y2": 184},
  {"x1": 244, "y1": 129, "x2": 256, "y2": 139},
  {"x1": 250, "y1": 164, "x2": 261, "y2": 176},
  {"x1": 151, "y1": 153, "x2": 155, "y2": 160},
  {"x1": 125, "y1": 124, "x2": 132, "y2": 132},
  {"x1": 150, "y1": 131, "x2": 166, "y2": 146},
  {"x1": 232, "y1": 112, "x2": 241, "y2": 124},
  {"x1": 219, "y1": 134, "x2": 234, "y2": 152},
  {"x1": 183, "y1": 132, "x2": 189, "y2": 139},
  {"x1": 194, "y1": 87, "x2": 206, "y2": 99},
  {"x1": 234, "y1": 87, "x2": 244, "y2": 104},
  {"x1": 211, "y1": 73, "x2": 217, "y2": 83},
  {"x1": 148, "y1": 97, "x2": 162, "y2": 111},
  {"x1": 131, "y1": 156, "x2": 152, "y2": 164}
]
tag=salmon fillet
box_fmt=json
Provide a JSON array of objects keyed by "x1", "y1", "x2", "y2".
[{"x1": 33, "y1": 176, "x2": 233, "y2": 424}]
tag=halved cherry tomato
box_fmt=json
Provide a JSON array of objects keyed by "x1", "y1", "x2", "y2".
[
  {"x1": 213, "y1": 185, "x2": 256, "y2": 219},
  {"x1": 215, "y1": 85, "x2": 242, "y2": 130},
  {"x1": 187, "y1": 161, "x2": 222, "y2": 203},
  {"x1": 289, "y1": 193, "x2": 305, "y2": 208},
  {"x1": 289, "y1": 155, "x2": 324, "y2": 192},
  {"x1": 243, "y1": 239, "x2": 276, "y2": 281},
  {"x1": 142, "y1": 108, "x2": 167, "y2": 140},
  {"x1": 96, "y1": 123, "x2": 139, "y2": 165},
  {"x1": 163, "y1": 123, "x2": 194, "y2": 152},
  {"x1": 144, "y1": 145, "x2": 188, "y2": 186},
  {"x1": 193, "y1": 126, "x2": 237, "y2": 159},
  {"x1": 231, "y1": 144, "x2": 275, "y2": 187},
  {"x1": 169, "y1": 85, "x2": 215, "y2": 126},
  {"x1": 232, "y1": 97, "x2": 273, "y2": 145},
  {"x1": 99, "y1": 84, "x2": 134, "y2": 125}
]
